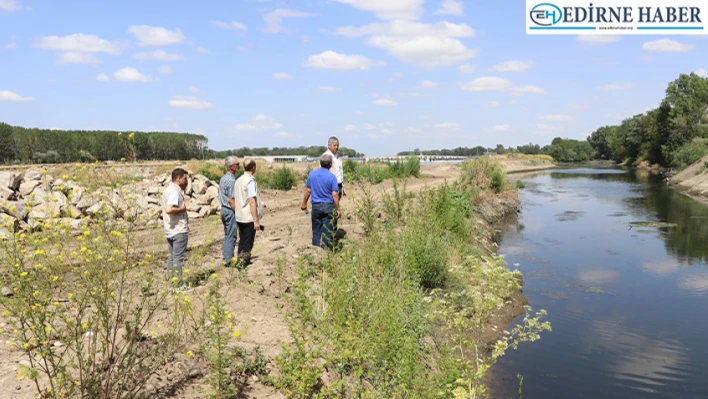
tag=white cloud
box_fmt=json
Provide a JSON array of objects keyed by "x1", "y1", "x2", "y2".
[
  {"x1": 483, "y1": 101, "x2": 499, "y2": 108},
  {"x1": 344, "y1": 124, "x2": 359, "y2": 131},
  {"x1": 398, "y1": 92, "x2": 425, "y2": 98},
  {"x1": 0, "y1": 90, "x2": 34, "y2": 102},
  {"x1": 273, "y1": 72, "x2": 294, "y2": 80},
  {"x1": 5, "y1": 43, "x2": 17, "y2": 50},
  {"x1": 418, "y1": 80, "x2": 439, "y2": 90},
  {"x1": 96, "y1": 73, "x2": 110, "y2": 82},
  {"x1": 489, "y1": 60, "x2": 534, "y2": 73},
  {"x1": 196, "y1": 47, "x2": 210, "y2": 54},
  {"x1": 435, "y1": 0, "x2": 463, "y2": 16},
  {"x1": 0, "y1": 0, "x2": 25, "y2": 11},
  {"x1": 158, "y1": 65, "x2": 172, "y2": 74},
  {"x1": 274, "y1": 132, "x2": 299, "y2": 139},
  {"x1": 57, "y1": 52, "x2": 102, "y2": 65},
  {"x1": 188, "y1": 86, "x2": 200, "y2": 93},
  {"x1": 332, "y1": 0, "x2": 423, "y2": 20},
  {"x1": 576, "y1": 35, "x2": 621, "y2": 46},
  {"x1": 642, "y1": 39, "x2": 695, "y2": 53},
  {"x1": 435, "y1": 122, "x2": 460, "y2": 130},
  {"x1": 355, "y1": 110, "x2": 366, "y2": 115},
  {"x1": 112, "y1": 67, "x2": 157, "y2": 82},
  {"x1": 335, "y1": 20, "x2": 477, "y2": 68},
  {"x1": 460, "y1": 77, "x2": 513, "y2": 92},
  {"x1": 510, "y1": 85, "x2": 547, "y2": 96},
  {"x1": 568, "y1": 103, "x2": 590, "y2": 110},
  {"x1": 540, "y1": 114, "x2": 573, "y2": 122},
  {"x1": 233, "y1": 114, "x2": 283, "y2": 132},
  {"x1": 459, "y1": 63, "x2": 475, "y2": 73},
  {"x1": 211, "y1": 20, "x2": 247, "y2": 31},
  {"x1": 318, "y1": 86, "x2": 342, "y2": 92},
  {"x1": 132, "y1": 50, "x2": 185, "y2": 61},
  {"x1": 303, "y1": 50, "x2": 385, "y2": 70},
  {"x1": 128, "y1": 25, "x2": 185, "y2": 47},
  {"x1": 696, "y1": 69, "x2": 708, "y2": 78},
  {"x1": 168, "y1": 96, "x2": 214, "y2": 110},
  {"x1": 598, "y1": 83, "x2": 634, "y2": 91},
  {"x1": 35, "y1": 33, "x2": 121, "y2": 54},
  {"x1": 263, "y1": 9, "x2": 316, "y2": 33},
  {"x1": 362, "y1": 123, "x2": 375, "y2": 129},
  {"x1": 373, "y1": 98, "x2": 397, "y2": 106},
  {"x1": 490, "y1": 124, "x2": 511, "y2": 132},
  {"x1": 418, "y1": 115, "x2": 432, "y2": 120}
]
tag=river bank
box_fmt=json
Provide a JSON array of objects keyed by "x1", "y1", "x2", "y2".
[
  {"x1": 0, "y1": 159, "x2": 549, "y2": 398},
  {"x1": 668, "y1": 153, "x2": 708, "y2": 205}
]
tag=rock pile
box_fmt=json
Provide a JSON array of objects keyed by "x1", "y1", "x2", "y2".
[{"x1": 0, "y1": 169, "x2": 222, "y2": 238}]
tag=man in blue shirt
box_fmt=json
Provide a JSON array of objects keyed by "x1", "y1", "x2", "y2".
[{"x1": 301, "y1": 153, "x2": 341, "y2": 248}]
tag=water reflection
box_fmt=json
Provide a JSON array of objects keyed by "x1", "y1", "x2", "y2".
[{"x1": 491, "y1": 167, "x2": 708, "y2": 399}]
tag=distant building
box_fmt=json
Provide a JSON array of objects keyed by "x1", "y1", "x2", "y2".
[{"x1": 256, "y1": 155, "x2": 308, "y2": 163}]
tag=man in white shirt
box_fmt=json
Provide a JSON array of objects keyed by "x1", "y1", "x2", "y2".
[
  {"x1": 322, "y1": 136, "x2": 346, "y2": 200},
  {"x1": 161, "y1": 168, "x2": 193, "y2": 293},
  {"x1": 233, "y1": 158, "x2": 263, "y2": 268}
]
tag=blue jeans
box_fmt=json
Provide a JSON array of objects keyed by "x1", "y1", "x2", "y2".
[
  {"x1": 220, "y1": 207, "x2": 237, "y2": 265},
  {"x1": 312, "y1": 202, "x2": 337, "y2": 248},
  {"x1": 166, "y1": 232, "x2": 188, "y2": 286}
]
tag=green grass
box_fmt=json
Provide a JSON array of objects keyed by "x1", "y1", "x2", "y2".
[{"x1": 344, "y1": 157, "x2": 420, "y2": 184}]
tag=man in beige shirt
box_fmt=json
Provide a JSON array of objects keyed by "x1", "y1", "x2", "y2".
[{"x1": 233, "y1": 158, "x2": 263, "y2": 268}]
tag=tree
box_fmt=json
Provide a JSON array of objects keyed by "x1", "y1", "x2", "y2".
[{"x1": 0, "y1": 122, "x2": 15, "y2": 163}]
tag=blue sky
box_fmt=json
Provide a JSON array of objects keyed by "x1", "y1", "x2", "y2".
[{"x1": 0, "y1": 0, "x2": 706, "y2": 156}]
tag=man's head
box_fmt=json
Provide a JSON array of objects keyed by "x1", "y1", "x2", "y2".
[
  {"x1": 320, "y1": 153, "x2": 333, "y2": 169},
  {"x1": 328, "y1": 136, "x2": 339, "y2": 154},
  {"x1": 171, "y1": 168, "x2": 189, "y2": 190},
  {"x1": 225, "y1": 156, "x2": 240, "y2": 174},
  {"x1": 244, "y1": 158, "x2": 257, "y2": 174}
]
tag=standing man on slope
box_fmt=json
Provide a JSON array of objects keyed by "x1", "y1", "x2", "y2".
[
  {"x1": 234, "y1": 158, "x2": 263, "y2": 268},
  {"x1": 162, "y1": 168, "x2": 193, "y2": 293},
  {"x1": 301, "y1": 154, "x2": 341, "y2": 249},
  {"x1": 219, "y1": 156, "x2": 240, "y2": 267},
  {"x1": 322, "y1": 136, "x2": 346, "y2": 199}
]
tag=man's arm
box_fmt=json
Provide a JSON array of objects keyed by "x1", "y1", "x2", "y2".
[
  {"x1": 165, "y1": 192, "x2": 186, "y2": 215},
  {"x1": 301, "y1": 188, "x2": 311, "y2": 211},
  {"x1": 332, "y1": 190, "x2": 341, "y2": 218},
  {"x1": 248, "y1": 197, "x2": 260, "y2": 229},
  {"x1": 229, "y1": 197, "x2": 236, "y2": 210}
]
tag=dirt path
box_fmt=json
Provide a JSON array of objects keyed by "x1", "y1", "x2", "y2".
[{"x1": 0, "y1": 160, "x2": 547, "y2": 398}]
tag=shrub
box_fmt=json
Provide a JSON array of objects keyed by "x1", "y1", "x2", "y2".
[
  {"x1": 401, "y1": 222, "x2": 448, "y2": 288},
  {"x1": 264, "y1": 166, "x2": 297, "y2": 191},
  {"x1": 671, "y1": 137, "x2": 708, "y2": 170}
]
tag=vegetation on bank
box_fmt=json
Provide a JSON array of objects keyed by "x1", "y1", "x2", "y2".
[
  {"x1": 0, "y1": 158, "x2": 550, "y2": 399},
  {"x1": 187, "y1": 159, "x2": 299, "y2": 191},
  {"x1": 0, "y1": 123, "x2": 364, "y2": 164},
  {"x1": 274, "y1": 157, "x2": 551, "y2": 398},
  {"x1": 344, "y1": 157, "x2": 421, "y2": 184}
]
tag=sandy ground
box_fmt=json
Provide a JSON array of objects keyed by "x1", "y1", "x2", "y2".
[{"x1": 0, "y1": 159, "x2": 552, "y2": 398}]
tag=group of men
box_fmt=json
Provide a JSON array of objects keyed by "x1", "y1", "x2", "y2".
[{"x1": 160, "y1": 136, "x2": 345, "y2": 291}]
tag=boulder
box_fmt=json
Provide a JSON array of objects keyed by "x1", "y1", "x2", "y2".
[
  {"x1": 52, "y1": 191, "x2": 68, "y2": 209},
  {"x1": 20, "y1": 181, "x2": 42, "y2": 196},
  {"x1": 25, "y1": 170, "x2": 42, "y2": 181},
  {"x1": 30, "y1": 187, "x2": 50, "y2": 204},
  {"x1": 76, "y1": 194, "x2": 98, "y2": 211},
  {"x1": 192, "y1": 175, "x2": 210, "y2": 196},
  {"x1": 0, "y1": 187, "x2": 13, "y2": 199},
  {"x1": 198, "y1": 206, "x2": 210, "y2": 218},
  {"x1": 147, "y1": 187, "x2": 159, "y2": 196},
  {"x1": 146, "y1": 196, "x2": 160, "y2": 205},
  {"x1": 195, "y1": 194, "x2": 211, "y2": 206},
  {"x1": 187, "y1": 211, "x2": 200, "y2": 219},
  {"x1": 29, "y1": 202, "x2": 62, "y2": 219},
  {"x1": 205, "y1": 186, "x2": 219, "y2": 203},
  {"x1": 1, "y1": 201, "x2": 28, "y2": 221},
  {"x1": 186, "y1": 201, "x2": 202, "y2": 213},
  {"x1": 1, "y1": 213, "x2": 20, "y2": 233},
  {"x1": 184, "y1": 177, "x2": 193, "y2": 197},
  {"x1": 69, "y1": 187, "x2": 85, "y2": 206},
  {"x1": 146, "y1": 205, "x2": 162, "y2": 220},
  {"x1": 67, "y1": 206, "x2": 83, "y2": 219}
]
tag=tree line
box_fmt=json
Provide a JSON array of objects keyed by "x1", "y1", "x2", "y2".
[
  {"x1": 397, "y1": 73, "x2": 708, "y2": 167},
  {"x1": 0, "y1": 123, "x2": 364, "y2": 164}
]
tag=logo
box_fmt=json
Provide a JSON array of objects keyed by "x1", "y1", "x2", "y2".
[{"x1": 530, "y1": 3, "x2": 563, "y2": 26}]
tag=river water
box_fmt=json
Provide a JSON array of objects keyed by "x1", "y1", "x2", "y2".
[{"x1": 491, "y1": 167, "x2": 708, "y2": 399}]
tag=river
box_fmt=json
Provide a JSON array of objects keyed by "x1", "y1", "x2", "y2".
[{"x1": 491, "y1": 167, "x2": 708, "y2": 399}]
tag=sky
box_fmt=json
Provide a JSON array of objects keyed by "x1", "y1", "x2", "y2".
[{"x1": 0, "y1": 0, "x2": 706, "y2": 156}]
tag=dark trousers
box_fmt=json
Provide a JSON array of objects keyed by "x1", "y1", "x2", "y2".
[
  {"x1": 236, "y1": 222, "x2": 256, "y2": 266},
  {"x1": 311, "y1": 202, "x2": 337, "y2": 248},
  {"x1": 220, "y1": 207, "x2": 237, "y2": 266},
  {"x1": 337, "y1": 183, "x2": 343, "y2": 200}
]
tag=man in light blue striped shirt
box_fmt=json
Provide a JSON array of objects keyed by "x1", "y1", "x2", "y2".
[{"x1": 219, "y1": 156, "x2": 240, "y2": 267}]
